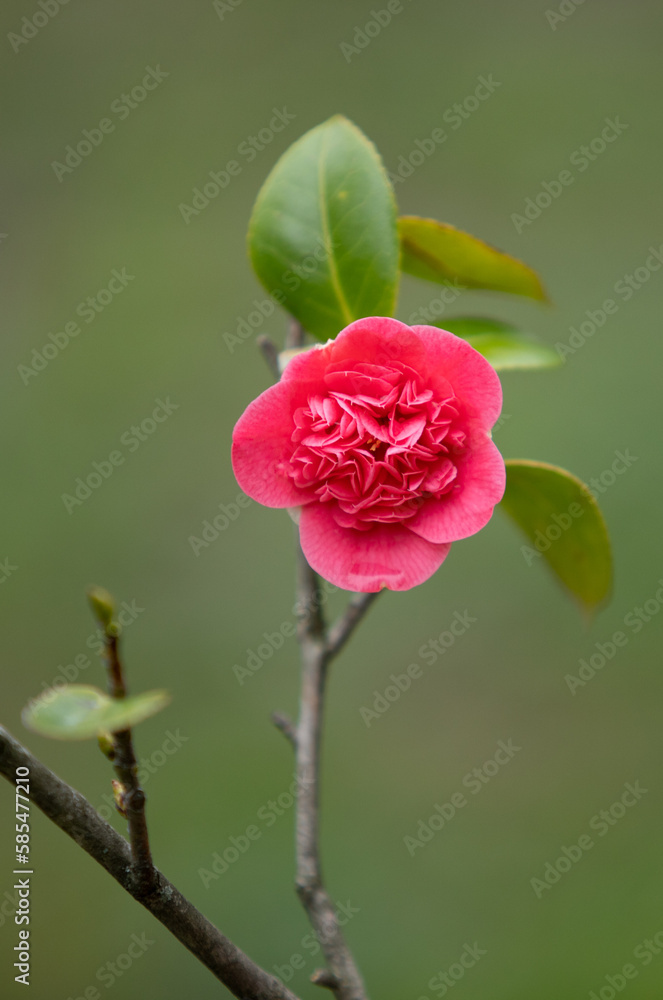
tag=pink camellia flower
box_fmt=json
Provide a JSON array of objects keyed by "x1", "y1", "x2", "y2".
[{"x1": 232, "y1": 317, "x2": 505, "y2": 592}]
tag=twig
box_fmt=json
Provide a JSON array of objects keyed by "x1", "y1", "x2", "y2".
[
  {"x1": 0, "y1": 726, "x2": 301, "y2": 1000},
  {"x1": 294, "y1": 529, "x2": 326, "y2": 640},
  {"x1": 102, "y1": 625, "x2": 154, "y2": 892},
  {"x1": 286, "y1": 318, "x2": 307, "y2": 350},
  {"x1": 257, "y1": 334, "x2": 281, "y2": 380},
  {"x1": 325, "y1": 593, "x2": 380, "y2": 659},
  {"x1": 257, "y1": 321, "x2": 306, "y2": 384},
  {"x1": 271, "y1": 711, "x2": 297, "y2": 749},
  {"x1": 311, "y1": 969, "x2": 341, "y2": 990}
]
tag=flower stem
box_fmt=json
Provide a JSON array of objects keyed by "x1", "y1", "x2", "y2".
[
  {"x1": 288, "y1": 539, "x2": 376, "y2": 999},
  {"x1": 103, "y1": 626, "x2": 155, "y2": 892}
]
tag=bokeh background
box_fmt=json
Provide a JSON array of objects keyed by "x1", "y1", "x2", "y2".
[{"x1": 2, "y1": 2, "x2": 662, "y2": 998}]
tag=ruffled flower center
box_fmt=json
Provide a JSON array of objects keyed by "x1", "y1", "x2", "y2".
[{"x1": 286, "y1": 361, "x2": 466, "y2": 529}]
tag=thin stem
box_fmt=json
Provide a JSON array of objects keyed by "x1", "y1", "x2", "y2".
[
  {"x1": 112, "y1": 728, "x2": 153, "y2": 885},
  {"x1": 311, "y1": 969, "x2": 341, "y2": 991},
  {"x1": 286, "y1": 319, "x2": 307, "y2": 350},
  {"x1": 294, "y1": 530, "x2": 326, "y2": 640},
  {"x1": 106, "y1": 632, "x2": 126, "y2": 697},
  {"x1": 257, "y1": 334, "x2": 281, "y2": 380},
  {"x1": 292, "y1": 541, "x2": 371, "y2": 1000},
  {"x1": 325, "y1": 593, "x2": 380, "y2": 659},
  {"x1": 256, "y1": 314, "x2": 379, "y2": 995},
  {"x1": 0, "y1": 726, "x2": 302, "y2": 1000},
  {"x1": 103, "y1": 628, "x2": 154, "y2": 891},
  {"x1": 271, "y1": 711, "x2": 298, "y2": 749}
]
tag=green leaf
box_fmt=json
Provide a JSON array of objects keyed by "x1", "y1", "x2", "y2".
[
  {"x1": 438, "y1": 317, "x2": 561, "y2": 370},
  {"x1": 248, "y1": 115, "x2": 399, "y2": 341},
  {"x1": 22, "y1": 685, "x2": 170, "y2": 740},
  {"x1": 98, "y1": 691, "x2": 171, "y2": 734},
  {"x1": 500, "y1": 461, "x2": 612, "y2": 615},
  {"x1": 399, "y1": 216, "x2": 547, "y2": 301}
]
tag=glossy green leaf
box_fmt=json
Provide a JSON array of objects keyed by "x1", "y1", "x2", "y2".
[
  {"x1": 399, "y1": 216, "x2": 547, "y2": 301},
  {"x1": 22, "y1": 685, "x2": 170, "y2": 740},
  {"x1": 438, "y1": 317, "x2": 560, "y2": 370},
  {"x1": 248, "y1": 115, "x2": 399, "y2": 341},
  {"x1": 501, "y1": 461, "x2": 612, "y2": 614}
]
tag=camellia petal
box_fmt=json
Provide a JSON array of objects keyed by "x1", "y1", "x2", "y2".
[
  {"x1": 408, "y1": 439, "x2": 506, "y2": 543},
  {"x1": 232, "y1": 382, "x2": 316, "y2": 507},
  {"x1": 412, "y1": 324, "x2": 504, "y2": 426},
  {"x1": 325, "y1": 316, "x2": 429, "y2": 372},
  {"x1": 299, "y1": 503, "x2": 452, "y2": 592}
]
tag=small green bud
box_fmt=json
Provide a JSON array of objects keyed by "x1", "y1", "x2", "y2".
[
  {"x1": 97, "y1": 732, "x2": 116, "y2": 760},
  {"x1": 87, "y1": 586, "x2": 115, "y2": 628},
  {"x1": 111, "y1": 779, "x2": 128, "y2": 817}
]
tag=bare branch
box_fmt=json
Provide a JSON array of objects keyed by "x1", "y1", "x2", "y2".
[
  {"x1": 311, "y1": 969, "x2": 341, "y2": 990},
  {"x1": 325, "y1": 593, "x2": 380, "y2": 660},
  {"x1": 271, "y1": 711, "x2": 297, "y2": 749},
  {"x1": 0, "y1": 726, "x2": 301, "y2": 1000},
  {"x1": 292, "y1": 541, "x2": 369, "y2": 1000},
  {"x1": 286, "y1": 319, "x2": 307, "y2": 349},
  {"x1": 257, "y1": 334, "x2": 281, "y2": 380},
  {"x1": 257, "y1": 321, "x2": 307, "y2": 382},
  {"x1": 256, "y1": 315, "x2": 372, "y2": 995},
  {"x1": 293, "y1": 530, "x2": 326, "y2": 640},
  {"x1": 101, "y1": 628, "x2": 154, "y2": 890}
]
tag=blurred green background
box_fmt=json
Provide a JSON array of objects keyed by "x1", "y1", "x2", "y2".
[{"x1": 2, "y1": 1, "x2": 662, "y2": 998}]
